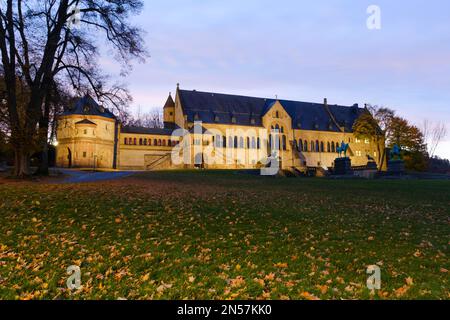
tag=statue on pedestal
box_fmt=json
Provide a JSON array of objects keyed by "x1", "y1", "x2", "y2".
[{"x1": 336, "y1": 141, "x2": 350, "y2": 158}]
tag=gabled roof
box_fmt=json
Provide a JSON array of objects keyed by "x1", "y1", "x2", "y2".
[
  {"x1": 178, "y1": 89, "x2": 364, "y2": 132},
  {"x1": 75, "y1": 119, "x2": 97, "y2": 126},
  {"x1": 62, "y1": 95, "x2": 116, "y2": 119}
]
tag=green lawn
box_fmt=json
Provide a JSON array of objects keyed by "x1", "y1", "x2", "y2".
[{"x1": 0, "y1": 171, "x2": 449, "y2": 300}]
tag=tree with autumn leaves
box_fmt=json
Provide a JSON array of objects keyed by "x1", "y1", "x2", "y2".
[
  {"x1": 353, "y1": 105, "x2": 428, "y2": 171},
  {"x1": 0, "y1": 0, "x2": 146, "y2": 177}
]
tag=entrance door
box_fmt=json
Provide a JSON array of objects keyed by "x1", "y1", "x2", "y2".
[{"x1": 67, "y1": 148, "x2": 72, "y2": 168}]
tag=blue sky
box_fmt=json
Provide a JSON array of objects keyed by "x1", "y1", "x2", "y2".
[{"x1": 101, "y1": 0, "x2": 450, "y2": 159}]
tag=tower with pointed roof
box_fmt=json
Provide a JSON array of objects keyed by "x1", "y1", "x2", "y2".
[{"x1": 163, "y1": 93, "x2": 176, "y2": 129}]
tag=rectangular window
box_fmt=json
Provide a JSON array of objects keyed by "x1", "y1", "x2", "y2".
[
  {"x1": 84, "y1": 129, "x2": 87, "y2": 135},
  {"x1": 83, "y1": 152, "x2": 87, "y2": 158},
  {"x1": 365, "y1": 139, "x2": 370, "y2": 144}
]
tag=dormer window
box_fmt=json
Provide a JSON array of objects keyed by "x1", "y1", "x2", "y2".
[
  {"x1": 194, "y1": 113, "x2": 200, "y2": 121},
  {"x1": 214, "y1": 115, "x2": 220, "y2": 122},
  {"x1": 314, "y1": 123, "x2": 319, "y2": 130},
  {"x1": 250, "y1": 118, "x2": 256, "y2": 125},
  {"x1": 231, "y1": 116, "x2": 237, "y2": 124}
]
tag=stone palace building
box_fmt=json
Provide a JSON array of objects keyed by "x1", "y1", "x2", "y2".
[{"x1": 55, "y1": 85, "x2": 384, "y2": 172}]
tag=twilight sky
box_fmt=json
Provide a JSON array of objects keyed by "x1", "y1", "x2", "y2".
[{"x1": 100, "y1": 0, "x2": 450, "y2": 159}]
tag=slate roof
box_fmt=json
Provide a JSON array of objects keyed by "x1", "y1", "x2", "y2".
[
  {"x1": 62, "y1": 95, "x2": 116, "y2": 119},
  {"x1": 163, "y1": 94, "x2": 175, "y2": 109},
  {"x1": 178, "y1": 89, "x2": 364, "y2": 132},
  {"x1": 121, "y1": 126, "x2": 179, "y2": 136}
]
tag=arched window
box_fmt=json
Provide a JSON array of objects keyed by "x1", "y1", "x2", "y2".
[
  {"x1": 162, "y1": 140, "x2": 166, "y2": 146},
  {"x1": 168, "y1": 140, "x2": 172, "y2": 147},
  {"x1": 134, "y1": 138, "x2": 137, "y2": 145},
  {"x1": 257, "y1": 137, "x2": 261, "y2": 149},
  {"x1": 293, "y1": 140, "x2": 297, "y2": 151},
  {"x1": 139, "y1": 138, "x2": 143, "y2": 145},
  {"x1": 223, "y1": 136, "x2": 227, "y2": 148},
  {"x1": 216, "y1": 135, "x2": 221, "y2": 148},
  {"x1": 299, "y1": 139, "x2": 303, "y2": 152},
  {"x1": 276, "y1": 111, "x2": 280, "y2": 118},
  {"x1": 269, "y1": 134, "x2": 273, "y2": 149},
  {"x1": 304, "y1": 140, "x2": 308, "y2": 152},
  {"x1": 282, "y1": 135, "x2": 287, "y2": 151},
  {"x1": 234, "y1": 136, "x2": 238, "y2": 148},
  {"x1": 247, "y1": 137, "x2": 250, "y2": 149},
  {"x1": 320, "y1": 141, "x2": 324, "y2": 152},
  {"x1": 158, "y1": 139, "x2": 162, "y2": 146},
  {"x1": 251, "y1": 137, "x2": 256, "y2": 149},
  {"x1": 154, "y1": 139, "x2": 157, "y2": 146},
  {"x1": 144, "y1": 139, "x2": 148, "y2": 146},
  {"x1": 316, "y1": 140, "x2": 320, "y2": 152},
  {"x1": 311, "y1": 141, "x2": 315, "y2": 152},
  {"x1": 327, "y1": 142, "x2": 331, "y2": 152},
  {"x1": 281, "y1": 127, "x2": 284, "y2": 133},
  {"x1": 228, "y1": 136, "x2": 233, "y2": 148},
  {"x1": 239, "y1": 137, "x2": 244, "y2": 148},
  {"x1": 124, "y1": 138, "x2": 128, "y2": 145},
  {"x1": 331, "y1": 142, "x2": 335, "y2": 152},
  {"x1": 275, "y1": 124, "x2": 280, "y2": 132}
]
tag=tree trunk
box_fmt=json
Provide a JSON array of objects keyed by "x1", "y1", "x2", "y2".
[
  {"x1": 35, "y1": 124, "x2": 50, "y2": 176},
  {"x1": 36, "y1": 139, "x2": 49, "y2": 176},
  {"x1": 13, "y1": 147, "x2": 31, "y2": 178}
]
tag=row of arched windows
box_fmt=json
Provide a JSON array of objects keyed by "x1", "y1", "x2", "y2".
[
  {"x1": 124, "y1": 137, "x2": 179, "y2": 147},
  {"x1": 294, "y1": 139, "x2": 341, "y2": 153},
  {"x1": 212, "y1": 135, "x2": 263, "y2": 150}
]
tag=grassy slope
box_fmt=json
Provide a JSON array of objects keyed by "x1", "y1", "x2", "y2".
[{"x1": 0, "y1": 171, "x2": 448, "y2": 300}]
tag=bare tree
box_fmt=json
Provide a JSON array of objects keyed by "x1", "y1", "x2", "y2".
[
  {"x1": 126, "y1": 107, "x2": 163, "y2": 129},
  {"x1": 422, "y1": 120, "x2": 448, "y2": 158},
  {"x1": 0, "y1": 0, "x2": 147, "y2": 177}
]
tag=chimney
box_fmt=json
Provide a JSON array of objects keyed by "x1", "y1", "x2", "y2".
[{"x1": 324, "y1": 98, "x2": 328, "y2": 107}]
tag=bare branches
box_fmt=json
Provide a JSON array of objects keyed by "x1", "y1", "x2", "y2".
[
  {"x1": 0, "y1": 0, "x2": 146, "y2": 176},
  {"x1": 422, "y1": 120, "x2": 448, "y2": 158}
]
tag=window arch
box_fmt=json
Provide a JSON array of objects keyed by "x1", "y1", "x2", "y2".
[
  {"x1": 257, "y1": 137, "x2": 261, "y2": 150},
  {"x1": 331, "y1": 142, "x2": 335, "y2": 152},
  {"x1": 154, "y1": 139, "x2": 158, "y2": 146},
  {"x1": 316, "y1": 140, "x2": 320, "y2": 152},
  {"x1": 320, "y1": 141, "x2": 324, "y2": 152},
  {"x1": 282, "y1": 135, "x2": 287, "y2": 151},
  {"x1": 133, "y1": 138, "x2": 137, "y2": 145},
  {"x1": 311, "y1": 140, "x2": 315, "y2": 152},
  {"x1": 124, "y1": 138, "x2": 128, "y2": 145},
  {"x1": 239, "y1": 137, "x2": 244, "y2": 148},
  {"x1": 304, "y1": 140, "x2": 308, "y2": 152},
  {"x1": 223, "y1": 136, "x2": 227, "y2": 148},
  {"x1": 327, "y1": 142, "x2": 331, "y2": 152},
  {"x1": 139, "y1": 138, "x2": 143, "y2": 146}
]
